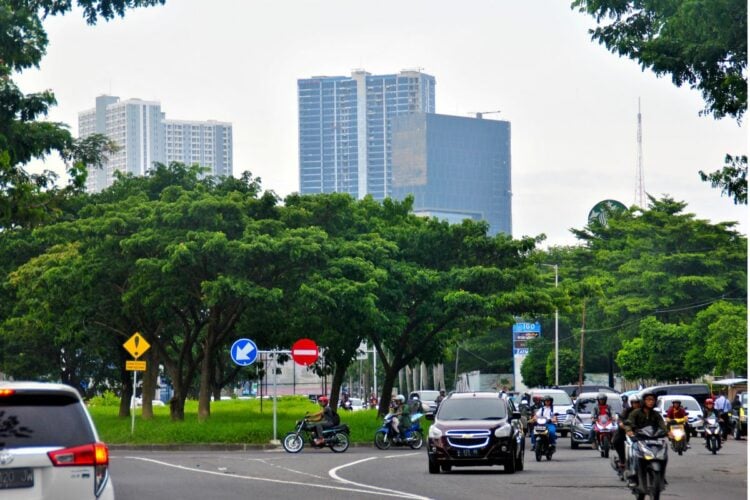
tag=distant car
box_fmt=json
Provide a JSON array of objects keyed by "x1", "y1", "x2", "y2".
[
  {"x1": 0, "y1": 381, "x2": 115, "y2": 499},
  {"x1": 409, "y1": 390, "x2": 441, "y2": 414},
  {"x1": 528, "y1": 389, "x2": 575, "y2": 437},
  {"x1": 426, "y1": 392, "x2": 525, "y2": 474},
  {"x1": 654, "y1": 395, "x2": 702, "y2": 436},
  {"x1": 558, "y1": 385, "x2": 619, "y2": 399},
  {"x1": 347, "y1": 397, "x2": 366, "y2": 411},
  {"x1": 731, "y1": 392, "x2": 747, "y2": 439},
  {"x1": 569, "y1": 392, "x2": 623, "y2": 449}
]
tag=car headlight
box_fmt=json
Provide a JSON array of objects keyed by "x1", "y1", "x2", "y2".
[
  {"x1": 494, "y1": 423, "x2": 512, "y2": 438},
  {"x1": 428, "y1": 425, "x2": 443, "y2": 439}
]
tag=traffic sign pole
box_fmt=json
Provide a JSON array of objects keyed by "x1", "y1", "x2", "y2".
[{"x1": 131, "y1": 371, "x2": 137, "y2": 434}]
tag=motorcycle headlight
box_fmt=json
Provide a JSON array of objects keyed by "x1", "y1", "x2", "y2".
[
  {"x1": 494, "y1": 423, "x2": 512, "y2": 438},
  {"x1": 428, "y1": 425, "x2": 443, "y2": 439}
]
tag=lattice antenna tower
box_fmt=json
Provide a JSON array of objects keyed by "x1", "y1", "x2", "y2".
[{"x1": 635, "y1": 98, "x2": 646, "y2": 207}]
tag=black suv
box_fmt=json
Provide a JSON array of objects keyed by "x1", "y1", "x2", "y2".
[{"x1": 426, "y1": 392, "x2": 525, "y2": 474}]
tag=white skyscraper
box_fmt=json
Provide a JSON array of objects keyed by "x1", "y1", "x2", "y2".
[{"x1": 78, "y1": 95, "x2": 233, "y2": 192}]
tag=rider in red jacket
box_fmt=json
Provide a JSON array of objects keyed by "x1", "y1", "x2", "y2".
[{"x1": 666, "y1": 400, "x2": 690, "y2": 446}]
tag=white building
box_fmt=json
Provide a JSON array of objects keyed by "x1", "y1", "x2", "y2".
[{"x1": 78, "y1": 95, "x2": 233, "y2": 192}]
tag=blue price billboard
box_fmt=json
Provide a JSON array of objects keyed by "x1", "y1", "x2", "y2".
[{"x1": 512, "y1": 322, "x2": 541, "y2": 355}]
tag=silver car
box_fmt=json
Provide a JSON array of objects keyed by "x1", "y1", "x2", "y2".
[{"x1": 0, "y1": 382, "x2": 114, "y2": 499}]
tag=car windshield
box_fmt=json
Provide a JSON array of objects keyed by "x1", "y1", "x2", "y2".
[
  {"x1": 576, "y1": 397, "x2": 623, "y2": 414},
  {"x1": 413, "y1": 391, "x2": 440, "y2": 402},
  {"x1": 741, "y1": 394, "x2": 748, "y2": 406},
  {"x1": 534, "y1": 392, "x2": 572, "y2": 405},
  {"x1": 665, "y1": 399, "x2": 700, "y2": 411},
  {"x1": 437, "y1": 398, "x2": 507, "y2": 420},
  {"x1": 0, "y1": 392, "x2": 96, "y2": 448}
]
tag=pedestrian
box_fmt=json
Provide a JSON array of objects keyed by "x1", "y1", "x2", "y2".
[{"x1": 713, "y1": 391, "x2": 731, "y2": 439}]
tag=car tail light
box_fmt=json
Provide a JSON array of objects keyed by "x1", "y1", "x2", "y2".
[
  {"x1": 0, "y1": 389, "x2": 15, "y2": 397},
  {"x1": 48, "y1": 443, "x2": 109, "y2": 497}
]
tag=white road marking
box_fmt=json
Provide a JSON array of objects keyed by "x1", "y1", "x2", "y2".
[
  {"x1": 328, "y1": 455, "x2": 431, "y2": 500},
  {"x1": 120, "y1": 456, "x2": 414, "y2": 498}
]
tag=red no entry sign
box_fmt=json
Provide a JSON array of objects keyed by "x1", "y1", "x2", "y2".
[{"x1": 291, "y1": 338, "x2": 319, "y2": 366}]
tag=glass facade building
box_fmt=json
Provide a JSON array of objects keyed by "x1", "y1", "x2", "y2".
[
  {"x1": 391, "y1": 113, "x2": 512, "y2": 236},
  {"x1": 298, "y1": 69, "x2": 436, "y2": 200}
]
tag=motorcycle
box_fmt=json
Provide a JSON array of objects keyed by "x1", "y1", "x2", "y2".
[
  {"x1": 667, "y1": 416, "x2": 688, "y2": 455},
  {"x1": 593, "y1": 413, "x2": 617, "y2": 458},
  {"x1": 533, "y1": 416, "x2": 556, "y2": 462},
  {"x1": 282, "y1": 416, "x2": 350, "y2": 453},
  {"x1": 340, "y1": 399, "x2": 353, "y2": 411},
  {"x1": 702, "y1": 415, "x2": 722, "y2": 454},
  {"x1": 374, "y1": 412, "x2": 424, "y2": 450},
  {"x1": 625, "y1": 426, "x2": 668, "y2": 500}
]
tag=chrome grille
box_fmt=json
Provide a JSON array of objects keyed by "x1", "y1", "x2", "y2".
[{"x1": 445, "y1": 429, "x2": 491, "y2": 449}]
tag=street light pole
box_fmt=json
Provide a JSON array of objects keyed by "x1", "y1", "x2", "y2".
[{"x1": 542, "y1": 264, "x2": 559, "y2": 386}]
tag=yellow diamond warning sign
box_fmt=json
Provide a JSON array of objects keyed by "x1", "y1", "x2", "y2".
[{"x1": 123, "y1": 332, "x2": 151, "y2": 359}]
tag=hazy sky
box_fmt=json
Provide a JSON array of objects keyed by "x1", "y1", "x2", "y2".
[{"x1": 18, "y1": 0, "x2": 747, "y2": 246}]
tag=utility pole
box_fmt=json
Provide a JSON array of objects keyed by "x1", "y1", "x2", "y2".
[
  {"x1": 578, "y1": 300, "x2": 586, "y2": 393},
  {"x1": 542, "y1": 264, "x2": 560, "y2": 385}
]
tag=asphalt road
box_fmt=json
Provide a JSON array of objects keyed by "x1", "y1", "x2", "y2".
[{"x1": 110, "y1": 437, "x2": 747, "y2": 499}]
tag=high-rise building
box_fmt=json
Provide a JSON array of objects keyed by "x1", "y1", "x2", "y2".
[
  {"x1": 298, "y1": 69, "x2": 436, "y2": 200},
  {"x1": 390, "y1": 113, "x2": 512, "y2": 236},
  {"x1": 78, "y1": 95, "x2": 233, "y2": 192},
  {"x1": 165, "y1": 120, "x2": 233, "y2": 178}
]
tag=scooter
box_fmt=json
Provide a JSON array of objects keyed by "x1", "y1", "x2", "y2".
[
  {"x1": 533, "y1": 416, "x2": 556, "y2": 462},
  {"x1": 625, "y1": 426, "x2": 668, "y2": 500},
  {"x1": 593, "y1": 413, "x2": 617, "y2": 458},
  {"x1": 282, "y1": 416, "x2": 350, "y2": 453},
  {"x1": 702, "y1": 416, "x2": 722, "y2": 454},
  {"x1": 667, "y1": 416, "x2": 688, "y2": 455},
  {"x1": 374, "y1": 412, "x2": 424, "y2": 450}
]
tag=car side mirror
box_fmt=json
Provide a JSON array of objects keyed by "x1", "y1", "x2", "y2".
[
  {"x1": 566, "y1": 409, "x2": 575, "y2": 415},
  {"x1": 425, "y1": 413, "x2": 435, "y2": 421}
]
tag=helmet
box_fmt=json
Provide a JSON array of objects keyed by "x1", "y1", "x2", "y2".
[
  {"x1": 533, "y1": 395, "x2": 542, "y2": 403},
  {"x1": 705, "y1": 398, "x2": 715, "y2": 406},
  {"x1": 597, "y1": 393, "x2": 608, "y2": 403},
  {"x1": 671, "y1": 399, "x2": 682, "y2": 406},
  {"x1": 621, "y1": 394, "x2": 628, "y2": 401},
  {"x1": 396, "y1": 394, "x2": 405, "y2": 403},
  {"x1": 641, "y1": 390, "x2": 656, "y2": 400},
  {"x1": 318, "y1": 396, "x2": 329, "y2": 404},
  {"x1": 543, "y1": 395, "x2": 553, "y2": 403},
  {"x1": 628, "y1": 394, "x2": 641, "y2": 405}
]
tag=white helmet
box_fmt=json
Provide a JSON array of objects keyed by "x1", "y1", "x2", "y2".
[{"x1": 396, "y1": 394, "x2": 406, "y2": 403}]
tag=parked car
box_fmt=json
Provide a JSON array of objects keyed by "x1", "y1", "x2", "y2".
[
  {"x1": 731, "y1": 392, "x2": 747, "y2": 439},
  {"x1": 528, "y1": 389, "x2": 575, "y2": 437},
  {"x1": 0, "y1": 381, "x2": 114, "y2": 499},
  {"x1": 409, "y1": 390, "x2": 441, "y2": 414},
  {"x1": 654, "y1": 395, "x2": 702, "y2": 436},
  {"x1": 569, "y1": 392, "x2": 623, "y2": 449},
  {"x1": 558, "y1": 385, "x2": 619, "y2": 399},
  {"x1": 347, "y1": 397, "x2": 367, "y2": 411},
  {"x1": 426, "y1": 392, "x2": 525, "y2": 474}
]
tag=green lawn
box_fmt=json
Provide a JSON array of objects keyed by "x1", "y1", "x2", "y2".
[{"x1": 88, "y1": 395, "x2": 410, "y2": 445}]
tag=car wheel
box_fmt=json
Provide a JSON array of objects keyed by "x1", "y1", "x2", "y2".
[
  {"x1": 570, "y1": 439, "x2": 579, "y2": 449},
  {"x1": 440, "y1": 464, "x2": 452, "y2": 472},
  {"x1": 428, "y1": 458, "x2": 440, "y2": 474},
  {"x1": 514, "y1": 446, "x2": 524, "y2": 472},
  {"x1": 505, "y1": 453, "x2": 517, "y2": 474}
]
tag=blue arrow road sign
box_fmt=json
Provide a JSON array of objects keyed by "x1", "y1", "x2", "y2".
[{"x1": 230, "y1": 338, "x2": 258, "y2": 366}]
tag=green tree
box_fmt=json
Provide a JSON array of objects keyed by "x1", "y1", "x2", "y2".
[
  {"x1": 617, "y1": 317, "x2": 690, "y2": 382},
  {"x1": 686, "y1": 301, "x2": 747, "y2": 377},
  {"x1": 0, "y1": 0, "x2": 165, "y2": 229},
  {"x1": 572, "y1": 0, "x2": 747, "y2": 204},
  {"x1": 521, "y1": 337, "x2": 552, "y2": 388},
  {"x1": 546, "y1": 348, "x2": 579, "y2": 386}
]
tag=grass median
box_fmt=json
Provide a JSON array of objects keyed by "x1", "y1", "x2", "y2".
[{"x1": 88, "y1": 394, "x2": 419, "y2": 446}]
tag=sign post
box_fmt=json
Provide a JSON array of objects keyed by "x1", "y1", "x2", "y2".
[
  {"x1": 512, "y1": 322, "x2": 541, "y2": 393},
  {"x1": 123, "y1": 332, "x2": 151, "y2": 434}
]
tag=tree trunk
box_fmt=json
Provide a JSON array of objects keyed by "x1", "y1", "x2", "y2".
[
  {"x1": 169, "y1": 389, "x2": 186, "y2": 421},
  {"x1": 197, "y1": 340, "x2": 214, "y2": 421},
  {"x1": 378, "y1": 369, "x2": 399, "y2": 416},
  {"x1": 118, "y1": 365, "x2": 132, "y2": 418},
  {"x1": 329, "y1": 362, "x2": 347, "y2": 411},
  {"x1": 140, "y1": 348, "x2": 159, "y2": 420}
]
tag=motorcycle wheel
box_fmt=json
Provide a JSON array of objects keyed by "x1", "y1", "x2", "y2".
[
  {"x1": 710, "y1": 437, "x2": 717, "y2": 454},
  {"x1": 330, "y1": 432, "x2": 350, "y2": 453},
  {"x1": 535, "y1": 446, "x2": 543, "y2": 462},
  {"x1": 374, "y1": 431, "x2": 391, "y2": 450},
  {"x1": 409, "y1": 431, "x2": 424, "y2": 449},
  {"x1": 733, "y1": 423, "x2": 742, "y2": 440},
  {"x1": 602, "y1": 435, "x2": 610, "y2": 458},
  {"x1": 282, "y1": 433, "x2": 304, "y2": 453}
]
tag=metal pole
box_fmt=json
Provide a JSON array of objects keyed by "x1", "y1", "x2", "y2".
[
  {"x1": 554, "y1": 264, "x2": 559, "y2": 386},
  {"x1": 131, "y1": 371, "x2": 137, "y2": 434},
  {"x1": 373, "y1": 348, "x2": 377, "y2": 403},
  {"x1": 272, "y1": 350, "x2": 279, "y2": 444}
]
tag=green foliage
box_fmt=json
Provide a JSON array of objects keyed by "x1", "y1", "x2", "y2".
[
  {"x1": 686, "y1": 301, "x2": 747, "y2": 377},
  {"x1": 88, "y1": 390, "x2": 121, "y2": 407},
  {"x1": 546, "y1": 348, "x2": 579, "y2": 385},
  {"x1": 521, "y1": 337, "x2": 552, "y2": 388},
  {"x1": 572, "y1": 0, "x2": 747, "y2": 120},
  {"x1": 699, "y1": 154, "x2": 748, "y2": 206},
  {"x1": 616, "y1": 317, "x2": 690, "y2": 382}
]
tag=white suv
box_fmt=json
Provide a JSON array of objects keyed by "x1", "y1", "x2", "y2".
[{"x1": 0, "y1": 382, "x2": 114, "y2": 499}]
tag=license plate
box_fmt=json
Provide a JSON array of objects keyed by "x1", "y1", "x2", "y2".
[
  {"x1": 457, "y1": 448, "x2": 479, "y2": 457},
  {"x1": 0, "y1": 468, "x2": 34, "y2": 489}
]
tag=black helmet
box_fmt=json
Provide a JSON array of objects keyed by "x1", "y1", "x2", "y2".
[
  {"x1": 621, "y1": 394, "x2": 628, "y2": 401},
  {"x1": 597, "y1": 393, "x2": 607, "y2": 403}
]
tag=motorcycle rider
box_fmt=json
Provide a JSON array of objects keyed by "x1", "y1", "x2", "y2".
[
  {"x1": 591, "y1": 393, "x2": 614, "y2": 449},
  {"x1": 530, "y1": 395, "x2": 557, "y2": 452},
  {"x1": 390, "y1": 394, "x2": 411, "y2": 441},
  {"x1": 624, "y1": 390, "x2": 672, "y2": 488},
  {"x1": 700, "y1": 398, "x2": 722, "y2": 447},
  {"x1": 308, "y1": 396, "x2": 338, "y2": 445},
  {"x1": 665, "y1": 399, "x2": 690, "y2": 447},
  {"x1": 613, "y1": 394, "x2": 641, "y2": 475},
  {"x1": 621, "y1": 393, "x2": 630, "y2": 411}
]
